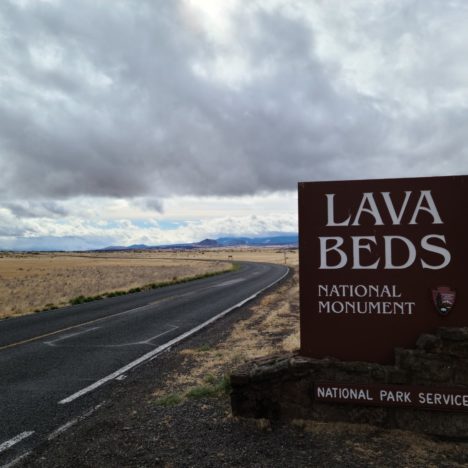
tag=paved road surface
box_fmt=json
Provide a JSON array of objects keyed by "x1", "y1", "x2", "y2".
[{"x1": 0, "y1": 261, "x2": 288, "y2": 466}]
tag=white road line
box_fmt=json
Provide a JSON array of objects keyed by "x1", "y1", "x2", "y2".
[
  {"x1": 140, "y1": 325, "x2": 179, "y2": 344},
  {"x1": 47, "y1": 403, "x2": 104, "y2": 441},
  {"x1": 46, "y1": 325, "x2": 180, "y2": 349},
  {"x1": 0, "y1": 298, "x2": 167, "y2": 352},
  {"x1": 1, "y1": 450, "x2": 32, "y2": 468},
  {"x1": 0, "y1": 432, "x2": 34, "y2": 454},
  {"x1": 213, "y1": 279, "x2": 245, "y2": 287},
  {"x1": 58, "y1": 267, "x2": 289, "y2": 405},
  {"x1": 44, "y1": 327, "x2": 101, "y2": 346}
]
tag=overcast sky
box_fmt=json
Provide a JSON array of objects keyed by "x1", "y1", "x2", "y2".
[{"x1": 1, "y1": 0, "x2": 467, "y2": 250}]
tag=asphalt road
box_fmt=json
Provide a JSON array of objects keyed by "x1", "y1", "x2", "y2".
[{"x1": 0, "y1": 261, "x2": 288, "y2": 466}]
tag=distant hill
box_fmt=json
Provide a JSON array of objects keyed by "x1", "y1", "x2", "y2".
[
  {"x1": 216, "y1": 235, "x2": 298, "y2": 246},
  {"x1": 101, "y1": 235, "x2": 298, "y2": 251}
]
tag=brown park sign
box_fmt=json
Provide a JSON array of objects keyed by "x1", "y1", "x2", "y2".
[{"x1": 298, "y1": 175, "x2": 468, "y2": 363}]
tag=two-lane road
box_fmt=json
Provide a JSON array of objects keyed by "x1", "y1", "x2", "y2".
[{"x1": 0, "y1": 261, "x2": 288, "y2": 466}]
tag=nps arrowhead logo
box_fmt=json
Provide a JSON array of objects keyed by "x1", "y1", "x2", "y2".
[{"x1": 432, "y1": 286, "x2": 456, "y2": 316}]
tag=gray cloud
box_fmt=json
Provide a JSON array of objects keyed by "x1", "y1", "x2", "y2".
[
  {"x1": 3, "y1": 201, "x2": 68, "y2": 218},
  {"x1": 0, "y1": 0, "x2": 467, "y2": 207},
  {"x1": 138, "y1": 198, "x2": 164, "y2": 213}
]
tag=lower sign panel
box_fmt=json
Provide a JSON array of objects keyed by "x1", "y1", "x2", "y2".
[{"x1": 314, "y1": 382, "x2": 468, "y2": 413}]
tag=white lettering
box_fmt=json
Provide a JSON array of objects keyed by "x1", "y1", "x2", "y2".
[
  {"x1": 326, "y1": 194, "x2": 351, "y2": 226},
  {"x1": 319, "y1": 237, "x2": 347, "y2": 269},
  {"x1": 381, "y1": 285, "x2": 391, "y2": 297},
  {"x1": 352, "y1": 236, "x2": 380, "y2": 269},
  {"x1": 318, "y1": 285, "x2": 328, "y2": 297},
  {"x1": 319, "y1": 235, "x2": 451, "y2": 271},
  {"x1": 409, "y1": 190, "x2": 443, "y2": 225},
  {"x1": 352, "y1": 193, "x2": 384, "y2": 226},
  {"x1": 384, "y1": 236, "x2": 417, "y2": 269},
  {"x1": 331, "y1": 302, "x2": 344, "y2": 314},
  {"x1": 318, "y1": 301, "x2": 330, "y2": 313},
  {"x1": 381, "y1": 191, "x2": 412, "y2": 225},
  {"x1": 356, "y1": 302, "x2": 368, "y2": 314},
  {"x1": 418, "y1": 392, "x2": 468, "y2": 407},
  {"x1": 392, "y1": 285, "x2": 402, "y2": 297},
  {"x1": 381, "y1": 302, "x2": 392, "y2": 314},
  {"x1": 325, "y1": 190, "x2": 444, "y2": 227},
  {"x1": 421, "y1": 234, "x2": 451, "y2": 269},
  {"x1": 354, "y1": 285, "x2": 367, "y2": 297}
]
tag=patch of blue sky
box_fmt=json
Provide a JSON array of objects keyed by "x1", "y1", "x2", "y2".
[
  {"x1": 131, "y1": 219, "x2": 188, "y2": 230},
  {"x1": 158, "y1": 220, "x2": 187, "y2": 230},
  {"x1": 54, "y1": 219, "x2": 71, "y2": 225},
  {"x1": 94, "y1": 220, "x2": 122, "y2": 229}
]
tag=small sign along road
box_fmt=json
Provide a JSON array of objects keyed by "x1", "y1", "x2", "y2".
[{"x1": 0, "y1": 261, "x2": 288, "y2": 466}]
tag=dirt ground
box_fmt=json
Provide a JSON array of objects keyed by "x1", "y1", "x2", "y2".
[{"x1": 22, "y1": 265, "x2": 468, "y2": 467}]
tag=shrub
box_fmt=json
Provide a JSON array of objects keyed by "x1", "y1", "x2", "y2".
[{"x1": 154, "y1": 393, "x2": 183, "y2": 407}]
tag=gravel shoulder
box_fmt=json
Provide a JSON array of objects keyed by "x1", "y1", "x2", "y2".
[{"x1": 21, "y1": 271, "x2": 468, "y2": 468}]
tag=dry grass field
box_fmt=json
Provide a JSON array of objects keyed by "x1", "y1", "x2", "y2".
[
  {"x1": 0, "y1": 251, "x2": 233, "y2": 319},
  {"x1": 0, "y1": 247, "x2": 297, "y2": 320}
]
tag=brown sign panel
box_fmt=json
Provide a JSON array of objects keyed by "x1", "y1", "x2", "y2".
[
  {"x1": 314, "y1": 382, "x2": 468, "y2": 413},
  {"x1": 299, "y1": 175, "x2": 468, "y2": 363}
]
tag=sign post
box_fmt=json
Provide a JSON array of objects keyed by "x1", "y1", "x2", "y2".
[{"x1": 298, "y1": 175, "x2": 468, "y2": 364}]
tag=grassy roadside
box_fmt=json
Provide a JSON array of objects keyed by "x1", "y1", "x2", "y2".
[
  {"x1": 152, "y1": 265, "x2": 300, "y2": 406},
  {"x1": 155, "y1": 374, "x2": 231, "y2": 407},
  {"x1": 67, "y1": 263, "x2": 239, "y2": 306}
]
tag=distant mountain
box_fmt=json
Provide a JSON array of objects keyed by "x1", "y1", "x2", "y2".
[
  {"x1": 101, "y1": 235, "x2": 298, "y2": 251},
  {"x1": 216, "y1": 235, "x2": 298, "y2": 246},
  {"x1": 101, "y1": 244, "x2": 150, "y2": 251},
  {"x1": 195, "y1": 238, "x2": 220, "y2": 247}
]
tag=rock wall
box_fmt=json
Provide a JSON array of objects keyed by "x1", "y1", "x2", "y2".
[{"x1": 230, "y1": 327, "x2": 468, "y2": 437}]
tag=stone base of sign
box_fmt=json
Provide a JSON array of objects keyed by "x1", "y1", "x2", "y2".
[{"x1": 230, "y1": 327, "x2": 468, "y2": 438}]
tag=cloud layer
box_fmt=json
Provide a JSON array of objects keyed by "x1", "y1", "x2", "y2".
[{"x1": 1, "y1": 0, "x2": 467, "y2": 248}]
